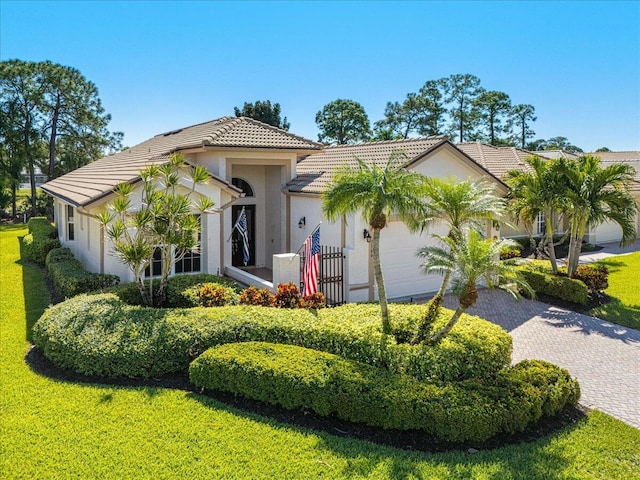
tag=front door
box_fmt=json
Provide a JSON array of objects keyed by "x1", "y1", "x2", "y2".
[{"x1": 232, "y1": 204, "x2": 256, "y2": 267}]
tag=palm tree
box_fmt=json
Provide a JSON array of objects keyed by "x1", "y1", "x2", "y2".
[
  {"x1": 322, "y1": 153, "x2": 427, "y2": 334},
  {"x1": 558, "y1": 155, "x2": 638, "y2": 276},
  {"x1": 504, "y1": 156, "x2": 564, "y2": 274},
  {"x1": 421, "y1": 177, "x2": 506, "y2": 296},
  {"x1": 418, "y1": 230, "x2": 532, "y2": 343}
]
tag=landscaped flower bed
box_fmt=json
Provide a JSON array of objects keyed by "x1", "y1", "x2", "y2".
[{"x1": 31, "y1": 282, "x2": 580, "y2": 445}]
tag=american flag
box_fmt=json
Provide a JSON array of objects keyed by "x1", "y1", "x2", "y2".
[
  {"x1": 234, "y1": 207, "x2": 250, "y2": 266},
  {"x1": 302, "y1": 226, "x2": 320, "y2": 297}
]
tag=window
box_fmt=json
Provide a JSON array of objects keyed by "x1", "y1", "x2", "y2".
[
  {"x1": 536, "y1": 212, "x2": 546, "y2": 235},
  {"x1": 175, "y1": 216, "x2": 202, "y2": 274},
  {"x1": 231, "y1": 177, "x2": 254, "y2": 197},
  {"x1": 145, "y1": 216, "x2": 202, "y2": 277},
  {"x1": 67, "y1": 205, "x2": 75, "y2": 241},
  {"x1": 145, "y1": 247, "x2": 163, "y2": 278}
]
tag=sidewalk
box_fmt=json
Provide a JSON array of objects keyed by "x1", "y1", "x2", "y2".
[{"x1": 562, "y1": 238, "x2": 640, "y2": 264}]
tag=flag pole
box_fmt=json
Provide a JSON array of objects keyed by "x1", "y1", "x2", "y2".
[
  {"x1": 293, "y1": 222, "x2": 321, "y2": 256},
  {"x1": 226, "y1": 206, "x2": 246, "y2": 242}
]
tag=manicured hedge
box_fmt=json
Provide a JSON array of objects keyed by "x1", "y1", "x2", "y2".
[
  {"x1": 189, "y1": 342, "x2": 579, "y2": 443},
  {"x1": 517, "y1": 262, "x2": 588, "y2": 304},
  {"x1": 22, "y1": 217, "x2": 60, "y2": 264},
  {"x1": 32, "y1": 293, "x2": 512, "y2": 381},
  {"x1": 46, "y1": 248, "x2": 120, "y2": 299}
]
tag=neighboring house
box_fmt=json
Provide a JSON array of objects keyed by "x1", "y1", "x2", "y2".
[
  {"x1": 461, "y1": 145, "x2": 640, "y2": 244},
  {"x1": 41, "y1": 117, "x2": 638, "y2": 302},
  {"x1": 19, "y1": 166, "x2": 48, "y2": 189},
  {"x1": 586, "y1": 151, "x2": 640, "y2": 243}
]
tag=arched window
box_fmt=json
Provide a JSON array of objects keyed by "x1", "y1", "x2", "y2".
[{"x1": 231, "y1": 177, "x2": 254, "y2": 197}]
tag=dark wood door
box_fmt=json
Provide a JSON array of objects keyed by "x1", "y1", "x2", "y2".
[{"x1": 231, "y1": 205, "x2": 255, "y2": 267}]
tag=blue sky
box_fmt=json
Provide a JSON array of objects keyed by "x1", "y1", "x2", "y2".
[{"x1": 2, "y1": 0, "x2": 639, "y2": 151}]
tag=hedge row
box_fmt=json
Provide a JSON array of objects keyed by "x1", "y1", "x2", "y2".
[
  {"x1": 189, "y1": 342, "x2": 580, "y2": 443},
  {"x1": 517, "y1": 262, "x2": 588, "y2": 304},
  {"x1": 46, "y1": 248, "x2": 120, "y2": 299},
  {"x1": 22, "y1": 217, "x2": 60, "y2": 264},
  {"x1": 32, "y1": 293, "x2": 512, "y2": 381}
]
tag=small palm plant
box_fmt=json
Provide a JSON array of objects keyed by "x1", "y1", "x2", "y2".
[
  {"x1": 421, "y1": 176, "x2": 507, "y2": 297},
  {"x1": 418, "y1": 230, "x2": 533, "y2": 343}
]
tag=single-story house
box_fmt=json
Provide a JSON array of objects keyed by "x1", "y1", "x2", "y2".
[
  {"x1": 536, "y1": 149, "x2": 640, "y2": 243},
  {"x1": 41, "y1": 117, "x2": 637, "y2": 303}
]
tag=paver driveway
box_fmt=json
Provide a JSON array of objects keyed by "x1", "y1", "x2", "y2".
[{"x1": 443, "y1": 290, "x2": 640, "y2": 429}]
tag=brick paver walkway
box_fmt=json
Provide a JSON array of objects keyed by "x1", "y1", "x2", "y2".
[{"x1": 443, "y1": 290, "x2": 640, "y2": 429}]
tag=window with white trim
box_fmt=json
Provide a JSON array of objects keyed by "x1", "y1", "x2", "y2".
[
  {"x1": 536, "y1": 212, "x2": 546, "y2": 235},
  {"x1": 144, "y1": 216, "x2": 202, "y2": 277},
  {"x1": 67, "y1": 205, "x2": 75, "y2": 241},
  {"x1": 175, "y1": 215, "x2": 202, "y2": 274}
]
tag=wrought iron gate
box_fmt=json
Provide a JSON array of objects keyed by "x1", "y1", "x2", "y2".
[{"x1": 300, "y1": 245, "x2": 345, "y2": 306}]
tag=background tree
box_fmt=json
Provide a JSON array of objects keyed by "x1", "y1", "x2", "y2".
[
  {"x1": 41, "y1": 61, "x2": 122, "y2": 178},
  {"x1": 595, "y1": 147, "x2": 611, "y2": 152},
  {"x1": 558, "y1": 155, "x2": 637, "y2": 276},
  {"x1": 527, "y1": 136, "x2": 583, "y2": 153},
  {"x1": 471, "y1": 90, "x2": 512, "y2": 145},
  {"x1": 322, "y1": 153, "x2": 427, "y2": 334},
  {"x1": 446, "y1": 74, "x2": 484, "y2": 142},
  {"x1": 418, "y1": 230, "x2": 531, "y2": 343},
  {"x1": 234, "y1": 100, "x2": 290, "y2": 130},
  {"x1": 505, "y1": 156, "x2": 564, "y2": 273},
  {"x1": 370, "y1": 125, "x2": 402, "y2": 141},
  {"x1": 0, "y1": 59, "x2": 121, "y2": 216},
  {"x1": 0, "y1": 60, "x2": 45, "y2": 216},
  {"x1": 417, "y1": 78, "x2": 449, "y2": 136},
  {"x1": 507, "y1": 104, "x2": 536, "y2": 149},
  {"x1": 373, "y1": 93, "x2": 429, "y2": 139},
  {"x1": 0, "y1": 103, "x2": 27, "y2": 217},
  {"x1": 315, "y1": 99, "x2": 371, "y2": 145},
  {"x1": 98, "y1": 154, "x2": 216, "y2": 307}
]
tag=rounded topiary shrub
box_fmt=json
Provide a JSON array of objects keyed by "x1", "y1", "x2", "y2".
[
  {"x1": 32, "y1": 294, "x2": 512, "y2": 381},
  {"x1": 189, "y1": 342, "x2": 579, "y2": 443}
]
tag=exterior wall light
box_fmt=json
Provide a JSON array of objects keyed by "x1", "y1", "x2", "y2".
[
  {"x1": 298, "y1": 217, "x2": 306, "y2": 228},
  {"x1": 363, "y1": 229, "x2": 372, "y2": 242}
]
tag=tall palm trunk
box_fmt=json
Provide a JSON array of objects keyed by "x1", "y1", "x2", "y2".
[
  {"x1": 437, "y1": 271, "x2": 452, "y2": 297},
  {"x1": 545, "y1": 209, "x2": 558, "y2": 274},
  {"x1": 567, "y1": 217, "x2": 586, "y2": 276},
  {"x1": 372, "y1": 227, "x2": 391, "y2": 334}
]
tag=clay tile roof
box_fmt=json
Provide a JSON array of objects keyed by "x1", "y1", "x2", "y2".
[
  {"x1": 592, "y1": 151, "x2": 640, "y2": 187},
  {"x1": 533, "y1": 150, "x2": 580, "y2": 160},
  {"x1": 456, "y1": 143, "x2": 537, "y2": 180},
  {"x1": 286, "y1": 137, "x2": 448, "y2": 194},
  {"x1": 42, "y1": 117, "x2": 322, "y2": 207}
]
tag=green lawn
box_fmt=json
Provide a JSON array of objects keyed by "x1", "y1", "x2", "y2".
[
  {"x1": 1, "y1": 225, "x2": 639, "y2": 479},
  {"x1": 589, "y1": 252, "x2": 640, "y2": 330}
]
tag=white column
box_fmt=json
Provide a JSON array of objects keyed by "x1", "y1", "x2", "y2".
[{"x1": 272, "y1": 253, "x2": 300, "y2": 292}]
